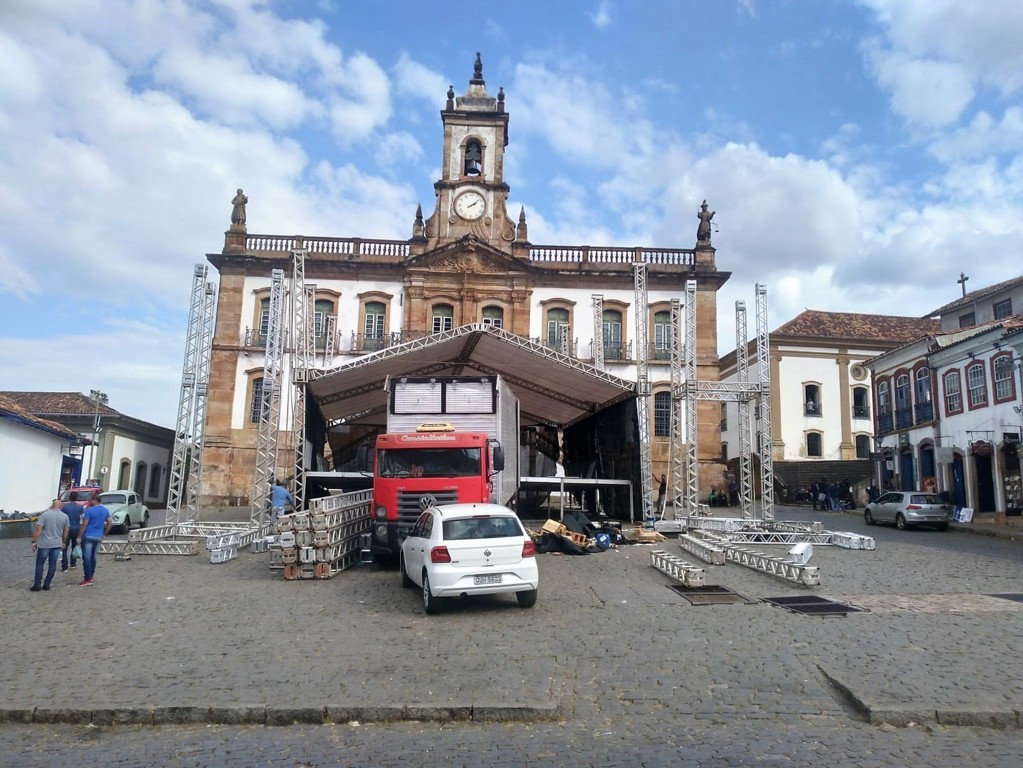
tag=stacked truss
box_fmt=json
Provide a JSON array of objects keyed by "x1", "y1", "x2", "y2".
[
  {"x1": 166, "y1": 265, "x2": 216, "y2": 527},
  {"x1": 251, "y1": 268, "x2": 286, "y2": 526},
  {"x1": 755, "y1": 283, "x2": 775, "y2": 521},
  {"x1": 591, "y1": 294, "x2": 604, "y2": 371},
  {"x1": 669, "y1": 298, "x2": 685, "y2": 515},
  {"x1": 290, "y1": 249, "x2": 314, "y2": 510},
  {"x1": 632, "y1": 264, "x2": 653, "y2": 521},
  {"x1": 735, "y1": 301, "x2": 754, "y2": 519}
]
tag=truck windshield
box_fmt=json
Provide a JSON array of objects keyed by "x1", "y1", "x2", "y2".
[{"x1": 377, "y1": 447, "x2": 482, "y2": 478}]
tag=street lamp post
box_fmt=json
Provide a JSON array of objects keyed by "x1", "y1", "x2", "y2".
[{"x1": 89, "y1": 389, "x2": 108, "y2": 485}]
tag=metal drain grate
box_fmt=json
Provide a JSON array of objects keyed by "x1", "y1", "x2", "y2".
[
  {"x1": 762, "y1": 595, "x2": 863, "y2": 616},
  {"x1": 988, "y1": 593, "x2": 1023, "y2": 603},
  {"x1": 667, "y1": 584, "x2": 752, "y2": 605}
]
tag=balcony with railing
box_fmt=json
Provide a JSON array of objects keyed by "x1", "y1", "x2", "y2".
[
  {"x1": 592, "y1": 341, "x2": 634, "y2": 362},
  {"x1": 852, "y1": 404, "x2": 871, "y2": 419},
  {"x1": 895, "y1": 406, "x2": 914, "y2": 429},
  {"x1": 533, "y1": 337, "x2": 579, "y2": 358},
  {"x1": 878, "y1": 412, "x2": 894, "y2": 434},
  {"x1": 914, "y1": 401, "x2": 934, "y2": 423},
  {"x1": 804, "y1": 401, "x2": 821, "y2": 416}
]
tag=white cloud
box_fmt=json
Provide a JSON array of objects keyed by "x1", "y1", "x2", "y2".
[
  {"x1": 867, "y1": 49, "x2": 973, "y2": 127},
  {"x1": 591, "y1": 1, "x2": 613, "y2": 29}
]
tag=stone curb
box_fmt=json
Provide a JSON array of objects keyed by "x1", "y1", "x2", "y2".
[{"x1": 0, "y1": 702, "x2": 564, "y2": 727}]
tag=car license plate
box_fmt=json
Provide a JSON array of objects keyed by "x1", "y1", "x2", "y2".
[{"x1": 474, "y1": 574, "x2": 501, "y2": 585}]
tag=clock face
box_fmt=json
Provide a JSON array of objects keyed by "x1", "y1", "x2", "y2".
[{"x1": 454, "y1": 190, "x2": 486, "y2": 220}]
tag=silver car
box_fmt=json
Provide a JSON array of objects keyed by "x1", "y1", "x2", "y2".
[{"x1": 864, "y1": 491, "x2": 950, "y2": 531}]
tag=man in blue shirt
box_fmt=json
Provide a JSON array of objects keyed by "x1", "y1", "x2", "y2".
[
  {"x1": 60, "y1": 496, "x2": 86, "y2": 571},
  {"x1": 76, "y1": 494, "x2": 112, "y2": 586},
  {"x1": 270, "y1": 479, "x2": 295, "y2": 526}
]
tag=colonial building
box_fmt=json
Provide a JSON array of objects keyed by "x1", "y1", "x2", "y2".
[
  {"x1": 201, "y1": 55, "x2": 730, "y2": 509},
  {"x1": 0, "y1": 394, "x2": 79, "y2": 514},
  {"x1": 0, "y1": 391, "x2": 173, "y2": 507},
  {"x1": 719, "y1": 311, "x2": 939, "y2": 498},
  {"x1": 866, "y1": 275, "x2": 1023, "y2": 516}
]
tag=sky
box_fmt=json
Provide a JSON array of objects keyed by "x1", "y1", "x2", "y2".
[{"x1": 2, "y1": 0, "x2": 1023, "y2": 430}]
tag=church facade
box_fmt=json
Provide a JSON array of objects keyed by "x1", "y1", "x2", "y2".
[{"x1": 201, "y1": 55, "x2": 729, "y2": 509}]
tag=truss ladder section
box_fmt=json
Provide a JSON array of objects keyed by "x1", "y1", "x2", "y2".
[
  {"x1": 166, "y1": 265, "x2": 209, "y2": 528},
  {"x1": 591, "y1": 294, "x2": 604, "y2": 371},
  {"x1": 755, "y1": 284, "x2": 775, "y2": 522},
  {"x1": 183, "y1": 275, "x2": 216, "y2": 525},
  {"x1": 682, "y1": 280, "x2": 699, "y2": 515},
  {"x1": 251, "y1": 268, "x2": 286, "y2": 526},
  {"x1": 735, "y1": 300, "x2": 754, "y2": 519},
  {"x1": 633, "y1": 264, "x2": 654, "y2": 524},
  {"x1": 650, "y1": 549, "x2": 706, "y2": 587},
  {"x1": 676, "y1": 533, "x2": 726, "y2": 565},
  {"x1": 290, "y1": 249, "x2": 314, "y2": 510},
  {"x1": 669, "y1": 298, "x2": 685, "y2": 517}
]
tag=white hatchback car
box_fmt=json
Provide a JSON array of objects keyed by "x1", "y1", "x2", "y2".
[{"x1": 400, "y1": 503, "x2": 539, "y2": 614}]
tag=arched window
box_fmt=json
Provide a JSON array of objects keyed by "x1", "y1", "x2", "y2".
[
  {"x1": 432, "y1": 304, "x2": 454, "y2": 333},
  {"x1": 134, "y1": 462, "x2": 147, "y2": 497},
  {"x1": 653, "y1": 391, "x2": 671, "y2": 437},
  {"x1": 463, "y1": 139, "x2": 482, "y2": 176},
  {"x1": 363, "y1": 300, "x2": 386, "y2": 351},
  {"x1": 877, "y1": 381, "x2": 891, "y2": 414},
  {"x1": 250, "y1": 377, "x2": 265, "y2": 424},
  {"x1": 602, "y1": 309, "x2": 623, "y2": 360},
  {"x1": 806, "y1": 432, "x2": 822, "y2": 457},
  {"x1": 993, "y1": 353, "x2": 1016, "y2": 403},
  {"x1": 855, "y1": 434, "x2": 870, "y2": 459},
  {"x1": 482, "y1": 306, "x2": 504, "y2": 328},
  {"x1": 966, "y1": 362, "x2": 987, "y2": 409},
  {"x1": 943, "y1": 370, "x2": 962, "y2": 415},
  {"x1": 652, "y1": 310, "x2": 671, "y2": 360},
  {"x1": 546, "y1": 308, "x2": 570, "y2": 351},
  {"x1": 852, "y1": 386, "x2": 870, "y2": 419},
  {"x1": 313, "y1": 299, "x2": 334, "y2": 341},
  {"x1": 804, "y1": 383, "x2": 821, "y2": 416},
  {"x1": 720, "y1": 442, "x2": 729, "y2": 462},
  {"x1": 914, "y1": 367, "x2": 932, "y2": 422},
  {"x1": 895, "y1": 373, "x2": 911, "y2": 427},
  {"x1": 118, "y1": 460, "x2": 131, "y2": 489}
]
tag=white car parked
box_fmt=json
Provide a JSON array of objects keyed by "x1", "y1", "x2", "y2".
[{"x1": 400, "y1": 503, "x2": 539, "y2": 614}]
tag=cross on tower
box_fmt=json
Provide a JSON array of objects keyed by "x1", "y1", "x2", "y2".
[{"x1": 957, "y1": 271, "x2": 970, "y2": 297}]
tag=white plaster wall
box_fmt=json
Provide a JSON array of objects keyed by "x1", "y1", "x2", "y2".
[
  {"x1": 108, "y1": 434, "x2": 171, "y2": 500},
  {"x1": 0, "y1": 421, "x2": 67, "y2": 514}
]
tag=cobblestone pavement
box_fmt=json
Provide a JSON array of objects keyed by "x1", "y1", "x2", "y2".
[{"x1": 1, "y1": 505, "x2": 1021, "y2": 766}]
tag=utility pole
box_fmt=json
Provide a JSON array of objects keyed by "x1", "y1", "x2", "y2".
[{"x1": 89, "y1": 389, "x2": 108, "y2": 485}]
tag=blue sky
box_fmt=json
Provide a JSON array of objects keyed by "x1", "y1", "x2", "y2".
[{"x1": 2, "y1": 0, "x2": 1022, "y2": 428}]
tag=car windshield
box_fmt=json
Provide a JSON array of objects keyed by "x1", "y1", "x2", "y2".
[
  {"x1": 443, "y1": 515, "x2": 522, "y2": 540},
  {"x1": 99, "y1": 493, "x2": 127, "y2": 505},
  {"x1": 377, "y1": 447, "x2": 482, "y2": 478},
  {"x1": 61, "y1": 489, "x2": 96, "y2": 502},
  {"x1": 909, "y1": 494, "x2": 942, "y2": 505}
]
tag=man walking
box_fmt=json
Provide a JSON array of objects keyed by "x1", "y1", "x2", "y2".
[
  {"x1": 76, "y1": 494, "x2": 112, "y2": 586},
  {"x1": 60, "y1": 493, "x2": 86, "y2": 571},
  {"x1": 30, "y1": 499, "x2": 69, "y2": 592}
]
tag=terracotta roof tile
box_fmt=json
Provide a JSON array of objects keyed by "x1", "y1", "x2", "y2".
[
  {"x1": 0, "y1": 394, "x2": 78, "y2": 439},
  {"x1": 924, "y1": 274, "x2": 1023, "y2": 317},
  {"x1": 0, "y1": 391, "x2": 119, "y2": 418},
  {"x1": 773, "y1": 310, "x2": 940, "y2": 344}
]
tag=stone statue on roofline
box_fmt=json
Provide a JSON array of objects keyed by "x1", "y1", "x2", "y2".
[
  {"x1": 231, "y1": 188, "x2": 248, "y2": 227},
  {"x1": 697, "y1": 200, "x2": 715, "y2": 244}
]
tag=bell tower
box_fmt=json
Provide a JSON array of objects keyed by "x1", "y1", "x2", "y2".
[{"x1": 425, "y1": 53, "x2": 516, "y2": 253}]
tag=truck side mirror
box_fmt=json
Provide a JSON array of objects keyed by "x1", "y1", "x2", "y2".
[{"x1": 492, "y1": 445, "x2": 505, "y2": 472}]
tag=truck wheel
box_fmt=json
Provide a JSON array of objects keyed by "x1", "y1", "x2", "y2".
[
  {"x1": 516, "y1": 588, "x2": 538, "y2": 608},
  {"x1": 400, "y1": 555, "x2": 414, "y2": 588}
]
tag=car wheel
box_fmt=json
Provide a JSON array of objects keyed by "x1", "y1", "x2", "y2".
[
  {"x1": 122, "y1": 515, "x2": 131, "y2": 533},
  {"x1": 400, "y1": 555, "x2": 414, "y2": 588},
  {"x1": 516, "y1": 588, "x2": 538, "y2": 608},
  {"x1": 141, "y1": 512, "x2": 149, "y2": 528},
  {"x1": 864, "y1": 509, "x2": 875, "y2": 525},
  {"x1": 422, "y1": 572, "x2": 442, "y2": 615},
  {"x1": 895, "y1": 513, "x2": 908, "y2": 530}
]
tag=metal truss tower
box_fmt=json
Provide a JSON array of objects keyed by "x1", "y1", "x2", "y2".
[
  {"x1": 735, "y1": 301, "x2": 754, "y2": 518},
  {"x1": 290, "y1": 249, "x2": 315, "y2": 510},
  {"x1": 251, "y1": 268, "x2": 286, "y2": 526},
  {"x1": 633, "y1": 264, "x2": 653, "y2": 521},
  {"x1": 166, "y1": 265, "x2": 216, "y2": 527},
  {"x1": 681, "y1": 280, "x2": 699, "y2": 514},
  {"x1": 669, "y1": 298, "x2": 685, "y2": 514},
  {"x1": 755, "y1": 283, "x2": 776, "y2": 522}
]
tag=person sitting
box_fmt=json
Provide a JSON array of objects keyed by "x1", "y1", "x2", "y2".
[{"x1": 708, "y1": 489, "x2": 720, "y2": 507}]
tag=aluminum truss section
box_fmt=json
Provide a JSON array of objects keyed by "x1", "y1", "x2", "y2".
[
  {"x1": 668, "y1": 299, "x2": 686, "y2": 516},
  {"x1": 322, "y1": 314, "x2": 336, "y2": 366},
  {"x1": 166, "y1": 265, "x2": 215, "y2": 527},
  {"x1": 735, "y1": 300, "x2": 754, "y2": 519},
  {"x1": 290, "y1": 249, "x2": 314, "y2": 510},
  {"x1": 676, "y1": 534, "x2": 726, "y2": 565},
  {"x1": 183, "y1": 276, "x2": 215, "y2": 524},
  {"x1": 591, "y1": 294, "x2": 604, "y2": 371},
  {"x1": 755, "y1": 284, "x2": 775, "y2": 522},
  {"x1": 650, "y1": 549, "x2": 706, "y2": 587},
  {"x1": 251, "y1": 268, "x2": 287, "y2": 526},
  {"x1": 633, "y1": 263, "x2": 654, "y2": 523},
  {"x1": 676, "y1": 280, "x2": 699, "y2": 515}
]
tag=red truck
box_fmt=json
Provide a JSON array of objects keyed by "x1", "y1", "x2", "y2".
[{"x1": 369, "y1": 376, "x2": 519, "y2": 561}]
